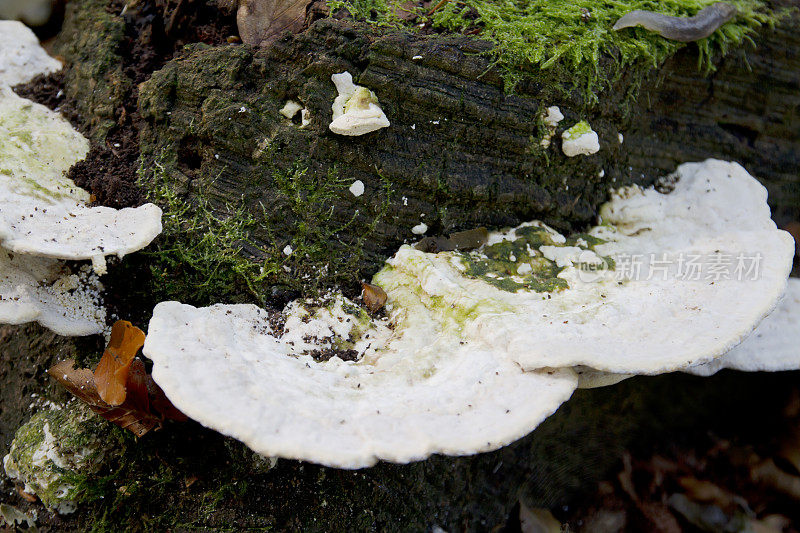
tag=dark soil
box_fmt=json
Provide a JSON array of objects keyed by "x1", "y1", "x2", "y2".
[
  {"x1": 552, "y1": 386, "x2": 800, "y2": 533},
  {"x1": 14, "y1": 0, "x2": 238, "y2": 210},
  {"x1": 12, "y1": 0, "x2": 241, "y2": 328}
]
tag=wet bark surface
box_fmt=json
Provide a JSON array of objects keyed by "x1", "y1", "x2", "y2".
[{"x1": 625, "y1": 20, "x2": 800, "y2": 229}]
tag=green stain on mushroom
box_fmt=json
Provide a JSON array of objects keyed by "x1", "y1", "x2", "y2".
[
  {"x1": 562, "y1": 120, "x2": 593, "y2": 140},
  {"x1": 343, "y1": 87, "x2": 380, "y2": 113},
  {"x1": 454, "y1": 225, "x2": 615, "y2": 293},
  {"x1": 460, "y1": 226, "x2": 568, "y2": 293}
]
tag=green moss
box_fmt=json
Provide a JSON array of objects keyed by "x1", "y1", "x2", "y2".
[
  {"x1": 3, "y1": 403, "x2": 124, "y2": 513},
  {"x1": 255, "y1": 165, "x2": 393, "y2": 295},
  {"x1": 142, "y1": 158, "x2": 392, "y2": 305},
  {"x1": 141, "y1": 158, "x2": 263, "y2": 306},
  {"x1": 328, "y1": 0, "x2": 784, "y2": 99},
  {"x1": 53, "y1": 0, "x2": 129, "y2": 141}
]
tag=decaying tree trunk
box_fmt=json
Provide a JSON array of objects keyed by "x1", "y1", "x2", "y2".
[
  {"x1": 2, "y1": 321, "x2": 798, "y2": 531},
  {"x1": 132, "y1": 10, "x2": 799, "y2": 296},
  {"x1": 1, "y1": 0, "x2": 798, "y2": 529}
]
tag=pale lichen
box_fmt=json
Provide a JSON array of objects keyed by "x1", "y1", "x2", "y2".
[{"x1": 3, "y1": 403, "x2": 123, "y2": 514}]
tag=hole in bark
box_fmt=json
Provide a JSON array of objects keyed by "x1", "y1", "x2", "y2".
[
  {"x1": 718, "y1": 122, "x2": 759, "y2": 147},
  {"x1": 178, "y1": 136, "x2": 203, "y2": 174}
]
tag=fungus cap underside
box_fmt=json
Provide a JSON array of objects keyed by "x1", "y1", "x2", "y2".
[{"x1": 144, "y1": 296, "x2": 577, "y2": 468}]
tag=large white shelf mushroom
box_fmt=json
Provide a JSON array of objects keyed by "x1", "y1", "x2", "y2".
[
  {"x1": 374, "y1": 160, "x2": 794, "y2": 375},
  {"x1": 686, "y1": 277, "x2": 800, "y2": 376},
  {"x1": 144, "y1": 295, "x2": 577, "y2": 469},
  {"x1": 575, "y1": 276, "x2": 800, "y2": 387},
  {"x1": 0, "y1": 88, "x2": 163, "y2": 272},
  {"x1": 0, "y1": 37, "x2": 163, "y2": 336}
]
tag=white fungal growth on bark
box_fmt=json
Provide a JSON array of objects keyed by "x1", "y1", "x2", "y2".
[
  {"x1": 329, "y1": 72, "x2": 390, "y2": 136},
  {"x1": 561, "y1": 121, "x2": 600, "y2": 157}
]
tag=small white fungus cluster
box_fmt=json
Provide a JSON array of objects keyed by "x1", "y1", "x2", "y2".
[
  {"x1": 329, "y1": 72, "x2": 390, "y2": 136},
  {"x1": 0, "y1": 26, "x2": 162, "y2": 336}
]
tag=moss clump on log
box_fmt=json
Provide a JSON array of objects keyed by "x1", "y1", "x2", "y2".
[
  {"x1": 3, "y1": 403, "x2": 124, "y2": 514},
  {"x1": 136, "y1": 20, "x2": 633, "y2": 304},
  {"x1": 328, "y1": 0, "x2": 783, "y2": 97},
  {"x1": 53, "y1": 0, "x2": 129, "y2": 141}
]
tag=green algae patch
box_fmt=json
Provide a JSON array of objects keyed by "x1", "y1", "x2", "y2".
[
  {"x1": 373, "y1": 262, "x2": 514, "y2": 334},
  {"x1": 0, "y1": 89, "x2": 90, "y2": 203},
  {"x1": 460, "y1": 226, "x2": 568, "y2": 293},
  {"x1": 328, "y1": 0, "x2": 783, "y2": 98},
  {"x1": 455, "y1": 224, "x2": 615, "y2": 293},
  {"x1": 2, "y1": 403, "x2": 124, "y2": 514},
  {"x1": 563, "y1": 120, "x2": 593, "y2": 140}
]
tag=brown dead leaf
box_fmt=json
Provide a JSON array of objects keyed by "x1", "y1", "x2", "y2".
[
  {"x1": 237, "y1": 0, "x2": 309, "y2": 46},
  {"x1": 518, "y1": 501, "x2": 561, "y2": 533},
  {"x1": 50, "y1": 360, "x2": 160, "y2": 437},
  {"x1": 94, "y1": 320, "x2": 146, "y2": 406},
  {"x1": 147, "y1": 376, "x2": 188, "y2": 422},
  {"x1": 125, "y1": 358, "x2": 151, "y2": 415},
  {"x1": 361, "y1": 282, "x2": 388, "y2": 314},
  {"x1": 778, "y1": 424, "x2": 800, "y2": 475},
  {"x1": 618, "y1": 453, "x2": 682, "y2": 533},
  {"x1": 750, "y1": 458, "x2": 800, "y2": 500},
  {"x1": 750, "y1": 514, "x2": 792, "y2": 533},
  {"x1": 678, "y1": 477, "x2": 735, "y2": 508}
]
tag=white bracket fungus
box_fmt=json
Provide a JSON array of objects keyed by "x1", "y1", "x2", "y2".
[
  {"x1": 543, "y1": 106, "x2": 564, "y2": 128},
  {"x1": 143, "y1": 161, "x2": 793, "y2": 467},
  {"x1": 0, "y1": 88, "x2": 163, "y2": 266},
  {"x1": 349, "y1": 179, "x2": 365, "y2": 197},
  {"x1": 0, "y1": 21, "x2": 61, "y2": 87},
  {"x1": 411, "y1": 222, "x2": 428, "y2": 235},
  {"x1": 144, "y1": 295, "x2": 577, "y2": 468},
  {"x1": 374, "y1": 160, "x2": 793, "y2": 375},
  {"x1": 280, "y1": 99, "x2": 310, "y2": 126},
  {"x1": 0, "y1": 39, "x2": 162, "y2": 336},
  {"x1": 0, "y1": 250, "x2": 105, "y2": 336},
  {"x1": 279, "y1": 100, "x2": 303, "y2": 119},
  {"x1": 577, "y1": 277, "x2": 799, "y2": 386},
  {"x1": 561, "y1": 120, "x2": 599, "y2": 157},
  {"x1": 539, "y1": 106, "x2": 564, "y2": 149},
  {"x1": 329, "y1": 72, "x2": 390, "y2": 136},
  {"x1": 686, "y1": 277, "x2": 800, "y2": 376}
]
